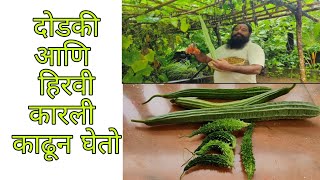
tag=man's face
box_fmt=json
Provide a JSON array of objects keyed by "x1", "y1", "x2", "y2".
[
  {"x1": 227, "y1": 24, "x2": 251, "y2": 49},
  {"x1": 232, "y1": 24, "x2": 250, "y2": 40}
]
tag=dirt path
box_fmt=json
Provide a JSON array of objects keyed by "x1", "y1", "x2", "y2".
[
  {"x1": 257, "y1": 75, "x2": 301, "y2": 83},
  {"x1": 257, "y1": 75, "x2": 320, "y2": 83}
]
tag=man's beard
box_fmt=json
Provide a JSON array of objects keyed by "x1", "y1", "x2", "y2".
[{"x1": 226, "y1": 33, "x2": 250, "y2": 49}]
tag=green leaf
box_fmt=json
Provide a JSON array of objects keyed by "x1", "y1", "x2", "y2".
[
  {"x1": 122, "y1": 69, "x2": 143, "y2": 83},
  {"x1": 158, "y1": 74, "x2": 169, "y2": 82},
  {"x1": 176, "y1": 35, "x2": 183, "y2": 44},
  {"x1": 163, "y1": 38, "x2": 168, "y2": 46},
  {"x1": 313, "y1": 22, "x2": 320, "y2": 37},
  {"x1": 144, "y1": 49, "x2": 155, "y2": 62},
  {"x1": 154, "y1": 10, "x2": 162, "y2": 16},
  {"x1": 223, "y1": 4, "x2": 229, "y2": 10},
  {"x1": 131, "y1": 59, "x2": 148, "y2": 73},
  {"x1": 122, "y1": 49, "x2": 141, "y2": 66},
  {"x1": 137, "y1": 65, "x2": 154, "y2": 76},
  {"x1": 259, "y1": 30, "x2": 267, "y2": 35},
  {"x1": 136, "y1": 15, "x2": 160, "y2": 23},
  {"x1": 233, "y1": 3, "x2": 241, "y2": 11},
  {"x1": 180, "y1": 17, "x2": 190, "y2": 32},
  {"x1": 122, "y1": 35, "x2": 133, "y2": 49},
  {"x1": 305, "y1": 0, "x2": 314, "y2": 3},
  {"x1": 171, "y1": 18, "x2": 179, "y2": 28}
]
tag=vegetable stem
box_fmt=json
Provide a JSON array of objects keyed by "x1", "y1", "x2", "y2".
[
  {"x1": 199, "y1": 15, "x2": 217, "y2": 59},
  {"x1": 142, "y1": 95, "x2": 162, "y2": 104}
]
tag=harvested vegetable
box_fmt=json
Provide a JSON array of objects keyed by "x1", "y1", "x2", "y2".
[
  {"x1": 194, "y1": 131, "x2": 236, "y2": 151},
  {"x1": 208, "y1": 57, "x2": 246, "y2": 70},
  {"x1": 170, "y1": 84, "x2": 296, "y2": 109},
  {"x1": 131, "y1": 101, "x2": 320, "y2": 126},
  {"x1": 181, "y1": 154, "x2": 233, "y2": 179},
  {"x1": 241, "y1": 124, "x2": 255, "y2": 180},
  {"x1": 224, "y1": 57, "x2": 246, "y2": 65},
  {"x1": 195, "y1": 140, "x2": 234, "y2": 163},
  {"x1": 186, "y1": 118, "x2": 250, "y2": 138},
  {"x1": 142, "y1": 86, "x2": 272, "y2": 104},
  {"x1": 199, "y1": 15, "x2": 217, "y2": 59}
]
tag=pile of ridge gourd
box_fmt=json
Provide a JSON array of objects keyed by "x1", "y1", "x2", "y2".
[{"x1": 131, "y1": 84, "x2": 320, "y2": 180}]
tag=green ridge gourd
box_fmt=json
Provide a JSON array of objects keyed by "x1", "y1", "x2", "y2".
[
  {"x1": 131, "y1": 101, "x2": 320, "y2": 126},
  {"x1": 142, "y1": 86, "x2": 272, "y2": 104},
  {"x1": 170, "y1": 84, "x2": 296, "y2": 109}
]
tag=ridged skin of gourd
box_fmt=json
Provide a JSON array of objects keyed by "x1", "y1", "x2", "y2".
[
  {"x1": 131, "y1": 101, "x2": 320, "y2": 126},
  {"x1": 142, "y1": 86, "x2": 272, "y2": 104},
  {"x1": 170, "y1": 84, "x2": 296, "y2": 109}
]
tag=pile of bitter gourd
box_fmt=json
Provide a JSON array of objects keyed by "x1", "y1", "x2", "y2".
[
  {"x1": 132, "y1": 84, "x2": 320, "y2": 179},
  {"x1": 180, "y1": 118, "x2": 254, "y2": 180}
]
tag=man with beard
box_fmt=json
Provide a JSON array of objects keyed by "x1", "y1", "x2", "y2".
[{"x1": 188, "y1": 23, "x2": 265, "y2": 83}]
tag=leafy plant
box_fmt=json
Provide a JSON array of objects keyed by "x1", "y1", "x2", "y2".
[{"x1": 159, "y1": 61, "x2": 198, "y2": 81}]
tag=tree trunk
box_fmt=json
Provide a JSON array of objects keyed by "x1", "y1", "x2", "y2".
[{"x1": 296, "y1": 0, "x2": 306, "y2": 82}]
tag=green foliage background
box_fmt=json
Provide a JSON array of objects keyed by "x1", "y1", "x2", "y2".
[{"x1": 122, "y1": 1, "x2": 320, "y2": 83}]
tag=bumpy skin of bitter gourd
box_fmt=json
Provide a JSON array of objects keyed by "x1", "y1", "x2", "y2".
[
  {"x1": 194, "y1": 140, "x2": 234, "y2": 164},
  {"x1": 241, "y1": 124, "x2": 255, "y2": 180},
  {"x1": 194, "y1": 131, "x2": 236, "y2": 151},
  {"x1": 180, "y1": 154, "x2": 233, "y2": 179},
  {"x1": 183, "y1": 154, "x2": 233, "y2": 173},
  {"x1": 187, "y1": 118, "x2": 250, "y2": 138}
]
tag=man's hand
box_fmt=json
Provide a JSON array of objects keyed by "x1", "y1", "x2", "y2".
[
  {"x1": 185, "y1": 43, "x2": 200, "y2": 55},
  {"x1": 210, "y1": 59, "x2": 263, "y2": 75},
  {"x1": 210, "y1": 58, "x2": 232, "y2": 71},
  {"x1": 185, "y1": 43, "x2": 212, "y2": 63}
]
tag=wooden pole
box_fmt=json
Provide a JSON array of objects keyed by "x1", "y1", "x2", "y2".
[
  {"x1": 295, "y1": 0, "x2": 306, "y2": 82},
  {"x1": 214, "y1": 23, "x2": 222, "y2": 46},
  {"x1": 129, "y1": 0, "x2": 179, "y2": 18}
]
